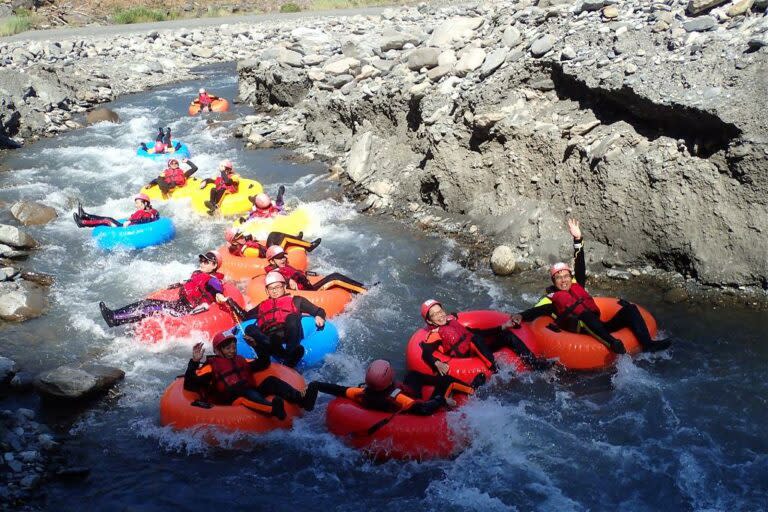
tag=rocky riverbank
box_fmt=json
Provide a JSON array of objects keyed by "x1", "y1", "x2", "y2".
[{"x1": 234, "y1": 0, "x2": 768, "y2": 296}]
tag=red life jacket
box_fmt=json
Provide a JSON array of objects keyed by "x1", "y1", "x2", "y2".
[
  {"x1": 162, "y1": 167, "x2": 186, "y2": 186},
  {"x1": 264, "y1": 264, "x2": 309, "y2": 290},
  {"x1": 431, "y1": 317, "x2": 473, "y2": 357},
  {"x1": 214, "y1": 174, "x2": 238, "y2": 193},
  {"x1": 229, "y1": 240, "x2": 266, "y2": 257},
  {"x1": 181, "y1": 270, "x2": 224, "y2": 307},
  {"x1": 549, "y1": 283, "x2": 600, "y2": 326},
  {"x1": 207, "y1": 355, "x2": 251, "y2": 397},
  {"x1": 128, "y1": 208, "x2": 159, "y2": 223},
  {"x1": 256, "y1": 294, "x2": 298, "y2": 333},
  {"x1": 199, "y1": 93, "x2": 213, "y2": 106},
  {"x1": 248, "y1": 205, "x2": 281, "y2": 219}
]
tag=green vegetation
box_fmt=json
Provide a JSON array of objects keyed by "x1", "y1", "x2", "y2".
[
  {"x1": 0, "y1": 13, "x2": 34, "y2": 37},
  {"x1": 310, "y1": 0, "x2": 394, "y2": 9},
  {"x1": 111, "y1": 7, "x2": 178, "y2": 25},
  {"x1": 280, "y1": 3, "x2": 302, "y2": 12}
]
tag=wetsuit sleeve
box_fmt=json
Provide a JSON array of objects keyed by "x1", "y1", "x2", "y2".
[
  {"x1": 312, "y1": 382, "x2": 350, "y2": 397},
  {"x1": 294, "y1": 271, "x2": 313, "y2": 290},
  {"x1": 294, "y1": 296, "x2": 326, "y2": 319},
  {"x1": 573, "y1": 237, "x2": 586, "y2": 286},
  {"x1": 184, "y1": 160, "x2": 198, "y2": 178},
  {"x1": 520, "y1": 303, "x2": 556, "y2": 322},
  {"x1": 420, "y1": 340, "x2": 441, "y2": 373},
  {"x1": 406, "y1": 396, "x2": 445, "y2": 416},
  {"x1": 201, "y1": 178, "x2": 214, "y2": 186},
  {"x1": 205, "y1": 277, "x2": 224, "y2": 296},
  {"x1": 183, "y1": 360, "x2": 212, "y2": 391},
  {"x1": 247, "y1": 357, "x2": 270, "y2": 373}
]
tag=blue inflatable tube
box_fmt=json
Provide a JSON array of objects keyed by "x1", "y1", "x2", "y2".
[
  {"x1": 92, "y1": 217, "x2": 176, "y2": 250},
  {"x1": 136, "y1": 142, "x2": 191, "y2": 160},
  {"x1": 231, "y1": 317, "x2": 339, "y2": 368}
]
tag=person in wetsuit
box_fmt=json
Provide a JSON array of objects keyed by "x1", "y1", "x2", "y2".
[
  {"x1": 245, "y1": 187, "x2": 284, "y2": 221},
  {"x1": 312, "y1": 359, "x2": 483, "y2": 416},
  {"x1": 201, "y1": 160, "x2": 239, "y2": 215},
  {"x1": 73, "y1": 194, "x2": 159, "y2": 228},
  {"x1": 225, "y1": 229, "x2": 321, "y2": 258},
  {"x1": 263, "y1": 245, "x2": 365, "y2": 294},
  {"x1": 99, "y1": 251, "x2": 232, "y2": 327},
  {"x1": 183, "y1": 332, "x2": 317, "y2": 419},
  {"x1": 507, "y1": 219, "x2": 671, "y2": 354},
  {"x1": 231, "y1": 271, "x2": 327, "y2": 368},
  {"x1": 419, "y1": 300, "x2": 554, "y2": 376},
  {"x1": 147, "y1": 158, "x2": 198, "y2": 196}
]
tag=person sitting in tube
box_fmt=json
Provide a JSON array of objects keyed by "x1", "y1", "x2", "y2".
[
  {"x1": 506, "y1": 218, "x2": 671, "y2": 354},
  {"x1": 147, "y1": 158, "x2": 198, "y2": 197},
  {"x1": 183, "y1": 331, "x2": 318, "y2": 419},
  {"x1": 196, "y1": 88, "x2": 217, "y2": 112},
  {"x1": 99, "y1": 251, "x2": 230, "y2": 327},
  {"x1": 200, "y1": 160, "x2": 240, "y2": 216},
  {"x1": 73, "y1": 194, "x2": 158, "y2": 228},
  {"x1": 311, "y1": 359, "x2": 483, "y2": 415},
  {"x1": 263, "y1": 245, "x2": 363, "y2": 294},
  {"x1": 139, "y1": 127, "x2": 182, "y2": 153},
  {"x1": 419, "y1": 299, "x2": 555, "y2": 376},
  {"x1": 225, "y1": 229, "x2": 321, "y2": 258},
  {"x1": 244, "y1": 187, "x2": 285, "y2": 221}
]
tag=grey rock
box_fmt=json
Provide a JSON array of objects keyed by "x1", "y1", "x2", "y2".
[
  {"x1": 85, "y1": 108, "x2": 120, "y2": 125},
  {"x1": 455, "y1": 48, "x2": 486, "y2": 76},
  {"x1": 0, "y1": 356, "x2": 17, "y2": 384},
  {"x1": 561, "y1": 46, "x2": 577, "y2": 60},
  {"x1": 683, "y1": 16, "x2": 717, "y2": 32},
  {"x1": 437, "y1": 50, "x2": 457, "y2": 67},
  {"x1": 502, "y1": 26, "x2": 522, "y2": 48},
  {"x1": 10, "y1": 201, "x2": 58, "y2": 226},
  {"x1": 579, "y1": 0, "x2": 606, "y2": 13},
  {"x1": 0, "y1": 281, "x2": 46, "y2": 321},
  {"x1": 491, "y1": 245, "x2": 517, "y2": 275},
  {"x1": 428, "y1": 17, "x2": 484, "y2": 47},
  {"x1": 480, "y1": 49, "x2": 507, "y2": 78},
  {"x1": 407, "y1": 48, "x2": 441, "y2": 70},
  {"x1": 329, "y1": 74, "x2": 354, "y2": 89},
  {"x1": 427, "y1": 65, "x2": 453, "y2": 82},
  {"x1": 323, "y1": 57, "x2": 360, "y2": 76},
  {"x1": 686, "y1": 0, "x2": 728, "y2": 15},
  {"x1": 0, "y1": 225, "x2": 36, "y2": 249},
  {"x1": 34, "y1": 364, "x2": 125, "y2": 401},
  {"x1": 530, "y1": 35, "x2": 557, "y2": 57},
  {"x1": 380, "y1": 29, "x2": 419, "y2": 51},
  {"x1": 190, "y1": 46, "x2": 214, "y2": 59}
]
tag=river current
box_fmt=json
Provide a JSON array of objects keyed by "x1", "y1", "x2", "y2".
[{"x1": 0, "y1": 65, "x2": 766, "y2": 511}]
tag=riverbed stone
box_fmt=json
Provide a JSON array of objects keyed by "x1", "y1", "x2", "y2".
[
  {"x1": 323, "y1": 57, "x2": 360, "y2": 76},
  {"x1": 190, "y1": 46, "x2": 214, "y2": 59},
  {"x1": 0, "y1": 356, "x2": 17, "y2": 385},
  {"x1": 407, "y1": 48, "x2": 441, "y2": 70},
  {"x1": 490, "y1": 245, "x2": 518, "y2": 275},
  {"x1": 10, "y1": 201, "x2": 58, "y2": 226},
  {"x1": 683, "y1": 16, "x2": 717, "y2": 32},
  {"x1": 84, "y1": 108, "x2": 119, "y2": 125},
  {"x1": 480, "y1": 49, "x2": 506, "y2": 78},
  {"x1": 428, "y1": 17, "x2": 484, "y2": 47},
  {"x1": 686, "y1": 0, "x2": 728, "y2": 15},
  {"x1": 0, "y1": 281, "x2": 46, "y2": 321},
  {"x1": 0, "y1": 225, "x2": 36, "y2": 249},
  {"x1": 455, "y1": 48, "x2": 486, "y2": 76},
  {"x1": 502, "y1": 26, "x2": 522, "y2": 47},
  {"x1": 530, "y1": 35, "x2": 556, "y2": 57},
  {"x1": 380, "y1": 29, "x2": 419, "y2": 51},
  {"x1": 34, "y1": 365, "x2": 125, "y2": 401}
]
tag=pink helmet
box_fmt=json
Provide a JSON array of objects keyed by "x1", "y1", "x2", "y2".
[
  {"x1": 212, "y1": 331, "x2": 236, "y2": 351},
  {"x1": 550, "y1": 262, "x2": 573, "y2": 278},
  {"x1": 167, "y1": 158, "x2": 179, "y2": 166},
  {"x1": 253, "y1": 193, "x2": 271, "y2": 209},
  {"x1": 420, "y1": 299, "x2": 442, "y2": 322},
  {"x1": 264, "y1": 271, "x2": 286, "y2": 287},
  {"x1": 265, "y1": 245, "x2": 285, "y2": 261},
  {"x1": 224, "y1": 228, "x2": 240, "y2": 243},
  {"x1": 134, "y1": 193, "x2": 151, "y2": 203},
  {"x1": 219, "y1": 159, "x2": 233, "y2": 171},
  {"x1": 365, "y1": 359, "x2": 394, "y2": 391}
]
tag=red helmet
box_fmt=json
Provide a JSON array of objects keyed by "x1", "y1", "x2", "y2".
[
  {"x1": 212, "y1": 332, "x2": 236, "y2": 351},
  {"x1": 134, "y1": 193, "x2": 151, "y2": 203},
  {"x1": 265, "y1": 245, "x2": 285, "y2": 260},
  {"x1": 366, "y1": 359, "x2": 394, "y2": 391},
  {"x1": 420, "y1": 299, "x2": 442, "y2": 322},
  {"x1": 167, "y1": 158, "x2": 179, "y2": 166},
  {"x1": 264, "y1": 271, "x2": 286, "y2": 287},
  {"x1": 253, "y1": 193, "x2": 271, "y2": 209},
  {"x1": 550, "y1": 262, "x2": 572, "y2": 278}
]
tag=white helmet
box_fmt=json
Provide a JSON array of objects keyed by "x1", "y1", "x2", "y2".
[{"x1": 199, "y1": 88, "x2": 206, "y2": 94}]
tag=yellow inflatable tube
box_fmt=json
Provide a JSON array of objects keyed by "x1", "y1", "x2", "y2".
[
  {"x1": 233, "y1": 207, "x2": 312, "y2": 238},
  {"x1": 139, "y1": 177, "x2": 204, "y2": 202},
  {"x1": 190, "y1": 178, "x2": 264, "y2": 217}
]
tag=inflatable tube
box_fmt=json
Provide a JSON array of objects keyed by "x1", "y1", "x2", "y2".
[
  {"x1": 405, "y1": 310, "x2": 541, "y2": 381},
  {"x1": 92, "y1": 217, "x2": 175, "y2": 251},
  {"x1": 217, "y1": 244, "x2": 308, "y2": 281},
  {"x1": 245, "y1": 275, "x2": 354, "y2": 318},
  {"x1": 188, "y1": 98, "x2": 230, "y2": 116},
  {"x1": 159, "y1": 363, "x2": 305, "y2": 435},
  {"x1": 135, "y1": 282, "x2": 245, "y2": 342},
  {"x1": 230, "y1": 317, "x2": 340, "y2": 368},
  {"x1": 233, "y1": 208, "x2": 312, "y2": 239},
  {"x1": 136, "y1": 142, "x2": 191, "y2": 160},
  {"x1": 325, "y1": 397, "x2": 468, "y2": 461},
  {"x1": 140, "y1": 177, "x2": 203, "y2": 202},
  {"x1": 190, "y1": 178, "x2": 264, "y2": 217},
  {"x1": 529, "y1": 297, "x2": 657, "y2": 371}
]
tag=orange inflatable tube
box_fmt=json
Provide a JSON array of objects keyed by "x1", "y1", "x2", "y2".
[
  {"x1": 159, "y1": 363, "x2": 305, "y2": 434},
  {"x1": 188, "y1": 98, "x2": 230, "y2": 116},
  {"x1": 245, "y1": 275, "x2": 353, "y2": 318},
  {"x1": 217, "y1": 244, "x2": 308, "y2": 282},
  {"x1": 529, "y1": 297, "x2": 657, "y2": 371}
]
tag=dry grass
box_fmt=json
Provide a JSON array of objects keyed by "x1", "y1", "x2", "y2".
[
  {"x1": 309, "y1": 0, "x2": 395, "y2": 8},
  {"x1": 0, "y1": 14, "x2": 34, "y2": 36}
]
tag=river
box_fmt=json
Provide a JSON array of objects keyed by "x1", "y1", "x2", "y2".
[{"x1": 1, "y1": 64, "x2": 766, "y2": 512}]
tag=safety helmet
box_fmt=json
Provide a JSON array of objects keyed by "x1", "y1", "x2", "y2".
[
  {"x1": 212, "y1": 331, "x2": 236, "y2": 351},
  {"x1": 219, "y1": 159, "x2": 233, "y2": 171},
  {"x1": 550, "y1": 262, "x2": 573, "y2": 278},
  {"x1": 264, "y1": 271, "x2": 286, "y2": 287},
  {"x1": 134, "y1": 193, "x2": 151, "y2": 203},
  {"x1": 420, "y1": 299, "x2": 442, "y2": 322},
  {"x1": 224, "y1": 228, "x2": 244, "y2": 243},
  {"x1": 265, "y1": 245, "x2": 285, "y2": 261},
  {"x1": 167, "y1": 158, "x2": 179, "y2": 166},
  {"x1": 253, "y1": 193, "x2": 271, "y2": 209},
  {"x1": 199, "y1": 88, "x2": 206, "y2": 94},
  {"x1": 365, "y1": 359, "x2": 394, "y2": 391},
  {"x1": 198, "y1": 251, "x2": 220, "y2": 269}
]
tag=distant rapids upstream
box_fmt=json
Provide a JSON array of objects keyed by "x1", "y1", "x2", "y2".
[{"x1": 0, "y1": 65, "x2": 765, "y2": 511}]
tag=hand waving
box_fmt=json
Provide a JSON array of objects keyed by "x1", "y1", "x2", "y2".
[{"x1": 567, "y1": 218, "x2": 582, "y2": 240}]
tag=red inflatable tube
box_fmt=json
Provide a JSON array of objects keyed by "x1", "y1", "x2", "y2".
[
  {"x1": 405, "y1": 310, "x2": 541, "y2": 381},
  {"x1": 325, "y1": 397, "x2": 469, "y2": 461},
  {"x1": 135, "y1": 282, "x2": 246, "y2": 342}
]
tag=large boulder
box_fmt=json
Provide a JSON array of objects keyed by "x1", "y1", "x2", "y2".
[
  {"x1": 0, "y1": 280, "x2": 47, "y2": 321},
  {"x1": 10, "y1": 201, "x2": 58, "y2": 226},
  {"x1": 85, "y1": 108, "x2": 119, "y2": 126},
  {"x1": 407, "y1": 48, "x2": 441, "y2": 71},
  {"x1": 0, "y1": 356, "x2": 17, "y2": 386},
  {"x1": 428, "y1": 17, "x2": 484, "y2": 47},
  {"x1": 34, "y1": 365, "x2": 125, "y2": 401},
  {"x1": 379, "y1": 29, "x2": 420, "y2": 51},
  {"x1": 490, "y1": 245, "x2": 518, "y2": 276},
  {"x1": 0, "y1": 224, "x2": 37, "y2": 248}
]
